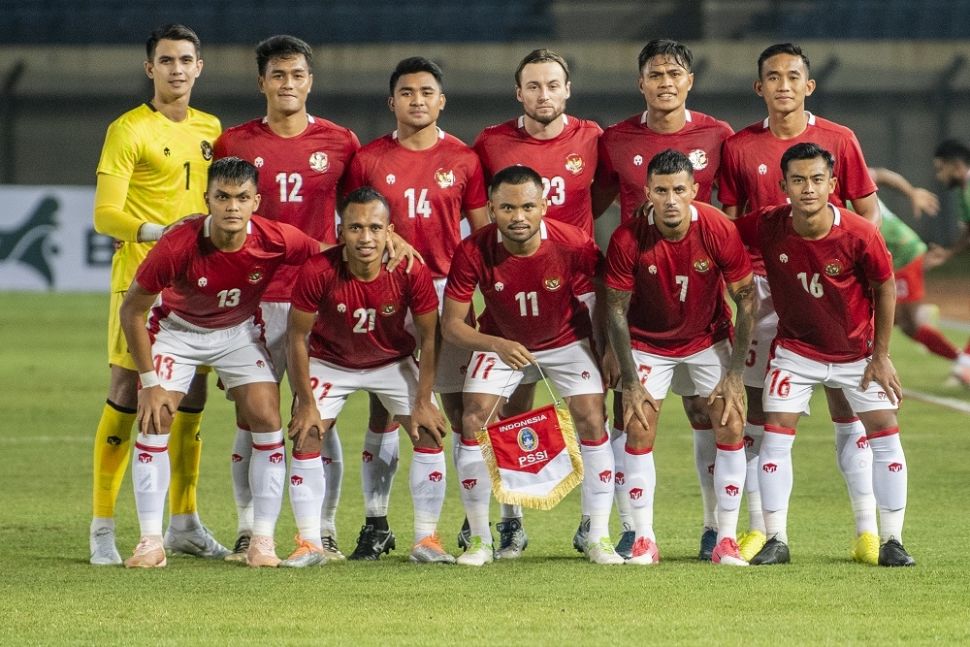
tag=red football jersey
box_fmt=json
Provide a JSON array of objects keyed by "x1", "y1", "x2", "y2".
[
  {"x1": 445, "y1": 219, "x2": 601, "y2": 352},
  {"x1": 597, "y1": 110, "x2": 734, "y2": 221},
  {"x1": 290, "y1": 246, "x2": 439, "y2": 369},
  {"x1": 213, "y1": 116, "x2": 360, "y2": 300},
  {"x1": 138, "y1": 215, "x2": 320, "y2": 329},
  {"x1": 345, "y1": 129, "x2": 487, "y2": 279},
  {"x1": 474, "y1": 115, "x2": 601, "y2": 236},
  {"x1": 735, "y1": 204, "x2": 893, "y2": 363},
  {"x1": 606, "y1": 201, "x2": 751, "y2": 356}
]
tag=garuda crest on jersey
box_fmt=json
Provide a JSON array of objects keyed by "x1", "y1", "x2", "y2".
[
  {"x1": 380, "y1": 303, "x2": 397, "y2": 316},
  {"x1": 693, "y1": 258, "x2": 711, "y2": 273},
  {"x1": 544, "y1": 276, "x2": 562, "y2": 291},
  {"x1": 434, "y1": 168, "x2": 455, "y2": 189},
  {"x1": 824, "y1": 260, "x2": 843, "y2": 276},
  {"x1": 248, "y1": 269, "x2": 264, "y2": 284},
  {"x1": 564, "y1": 153, "x2": 584, "y2": 175},
  {"x1": 309, "y1": 151, "x2": 329, "y2": 173},
  {"x1": 688, "y1": 149, "x2": 708, "y2": 170}
]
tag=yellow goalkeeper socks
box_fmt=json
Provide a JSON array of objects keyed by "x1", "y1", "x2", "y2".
[
  {"x1": 168, "y1": 408, "x2": 203, "y2": 517},
  {"x1": 92, "y1": 401, "x2": 136, "y2": 519}
]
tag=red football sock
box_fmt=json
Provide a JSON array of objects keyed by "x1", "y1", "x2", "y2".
[{"x1": 912, "y1": 325, "x2": 958, "y2": 360}]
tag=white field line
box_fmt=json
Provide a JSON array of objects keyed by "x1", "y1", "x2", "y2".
[{"x1": 903, "y1": 388, "x2": 970, "y2": 415}]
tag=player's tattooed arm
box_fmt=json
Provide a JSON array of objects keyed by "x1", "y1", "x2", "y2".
[
  {"x1": 709, "y1": 274, "x2": 755, "y2": 425},
  {"x1": 606, "y1": 287, "x2": 657, "y2": 431},
  {"x1": 286, "y1": 307, "x2": 326, "y2": 446},
  {"x1": 119, "y1": 281, "x2": 179, "y2": 435},
  {"x1": 862, "y1": 278, "x2": 902, "y2": 405}
]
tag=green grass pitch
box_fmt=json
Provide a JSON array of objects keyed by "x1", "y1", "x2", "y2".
[{"x1": 0, "y1": 292, "x2": 968, "y2": 645}]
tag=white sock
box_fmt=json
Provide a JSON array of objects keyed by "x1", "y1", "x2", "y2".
[
  {"x1": 250, "y1": 430, "x2": 286, "y2": 537},
  {"x1": 610, "y1": 427, "x2": 633, "y2": 532},
  {"x1": 580, "y1": 435, "x2": 616, "y2": 542},
  {"x1": 743, "y1": 421, "x2": 765, "y2": 533},
  {"x1": 410, "y1": 447, "x2": 447, "y2": 541},
  {"x1": 624, "y1": 445, "x2": 656, "y2": 542},
  {"x1": 833, "y1": 417, "x2": 878, "y2": 535},
  {"x1": 320, "y1": 424, "x2": 344, "y2": 537},
  {"x1": 361, "y1": 427, "x2": 399, "y2": 517},
  {"x1": 132, "y1": 433, "x2": 170, "y2": 537},
  {"x1": 289, "y1": 451, "x2": 325, "y2": 547},
  {"x1": 759, "y1": 424, "x2": 796, "y2": 544},
  {"x1": 456, "y1": 439, "x2": 491, "y2": 541},
  {"x1": 714, "y1": 442, "x2": 746, "y2": 543},
  {"x1": 231, "y1": 426, "x2": 254, "y2": 535},
  {"x1": 869, "y1": 427, "x2": 908, "y2": 542},
  {"x1": 692, "y1": 423, "x2": 718, "y2": 530}
]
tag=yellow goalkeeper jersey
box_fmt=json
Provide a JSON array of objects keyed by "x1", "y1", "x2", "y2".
[{"x1": 95, "y1": 102, "x2": 221, "y2": 292}]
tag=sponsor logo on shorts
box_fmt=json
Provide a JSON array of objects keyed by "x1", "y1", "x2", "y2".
[
  {"x1": 779, "y1": 253, "x2": 789, "y2": 264},
  {"x1": 758, "y1": 163, "x2": 768, "y2": 175},
  {"x1": 248, "y1": 270, "x2": 263, "y2": 283},
  {"x1": 380, "y1": 303, "x2": 397, "y2": 316},
  {"x1": 309, "y1": 151, "x2": 329, "y2": 173},
  {"x1": 725, "y1": 484, "x2": 740, "y2": 496},
  {"x1": 461, "y1": 478, "x2": 477, "y2": 490},
  {"x1": 361, "y1": 451, "x2": 374, "y2": 463},
  {"x1": 599, "y1": 469, "x2": 613, "y2": 483},
  {"x1": 254, "y1": 156, "x2": 264, "y2": 168},
  {"x1": 615, "y1": 471, "x2": 625, "y2": 486},
  {"x1": 434, "y1": 168, "x2": 455, "y2": 188},
  {"x1": 581, "y1": 370, "x2": 591, "y2": 380},
  {"x1": 386, "y1": 174, "x2": 396, "y2": 185},
  {"x1": 256, "y1": 360, "x2": 265, "y2": 368},
  {"x1": 428, "y1": 471, "x2": 443, "y2": 482},
  {"x1": 269, "y1": 452, "x2": 284, "y2": 464},
  {"x1": 693, "y1": 258, "x2": 711, "y2": 273},
  {"x1": 824, "y1": 260, "x2": 842, "y2": 276},
  {"x1": 633, "y1": 154, "x2": 644, "y2": 167},
  {"x1": 544, "y1": 277, "x2": 562, "y2": 291},
  {"x1": 517, "y1": 427, "x2": 539, "y2": 452},
  {"x1": 201, "y1": 140, "x2": 213, "y2": 161},
  {"x1": 888, "y1": 462, "x2": 903, "y2": 472},
  {"x1": 231, "y1": 453, "x2": 243, "y2": 463},
  {"x1": 290, "y1": 475, "x2": 303, "y2": 486},
  {"x1": 629, "y1": 487, "x2": 643, "y2": 500},
  {"x1": 762, "y1": 462, "x2": 777, "y2": 473},
  {"x1": 197, "y1": 277, "x2": 208, "y2": 287},
  {"x1": 877, "y1": 391, "x2": 887, "y2": 400},
  {"x1": 137, "y1": 452, "x2": 153, "y2": 464},
  {"x1": 565, "y1": 153, "x2": 585, "y2": 175},
  {"x1": 688, "y1": 149, "x2": 708, "y2": 170},
  {"x1": 856, "y1": 436, "x2": 869, "y2": 449},
  {"x1": 322, "y1": 456, "x2": 332, "y2": 465},
  {"x1": 107, "y1": 436, "x2": 122, "y2": 446}
]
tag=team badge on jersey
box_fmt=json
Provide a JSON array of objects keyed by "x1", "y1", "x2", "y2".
[
  {"x1": 779, "y1": 253, "x2": 789, "y2": 264},
  {"x1": 494, "y1": 282, "x2": 505, "y2": 292},
  {"x1": 517, "y1": 427, "x2": 539, "y2": 452},
  {"x1": 386, "y1": 174, "x2": 396, "y2": 185},
  {"x1": 248, "y1": 270, "x2": 263, "y2": 284},
  {"x1": 544, "y1": 277, "x2": 562, "y2": 291},
  {"x1": 337, "y1": 303, "x2": 347, "y2": 313},
  {"x1": 633, "y1": 154, "x2": 644, "y2": 167},
  {"x1": 564, "y1": 154, "x2": 585, "y2": 175},
  {"x1": 163, "y1": 147, "x2": 171, "y2": 157},
  {"x1": 758, "y1": 163, "x2": 768, "y2": 175},
  {"x1": 380, "y1": 303, "x2": 397, "y2": 316},
  {"x1": 197, "y1": 277, "x2": 208, "y2": 287},
  {"x1": 824, "y1": 260, "x2": 843, "y2": 276},
  {"x1": 201, "y1": 140, "x2": 213, "y2": 161},
  {"x1": 434, "y1": 168, "x2": 455, "y2": 189},
  {"x1": 693, "y1": 258, "x2": 711, "y2": 273},
  {"x1": 688, "y1": 149, "x2": 709, "y2": 170},
  {"x1": 253, "y1": 156, "x2": 265, "y2": 168},
  {"x1": 309, "y1": 151, "x2": 329, "y2": 173}
]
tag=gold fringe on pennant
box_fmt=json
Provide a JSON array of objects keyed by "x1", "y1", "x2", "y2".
[{"x1": 476, "y1": 405, "x2": 584, "y2": 511}]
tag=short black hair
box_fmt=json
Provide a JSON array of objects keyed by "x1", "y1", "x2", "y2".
[
  {"x1": 207, "y1": 156, "x2": 258, "y2": 189},
  {"x1": 340, "y1": 186, "x2": 390, "y2": 218},
  {"x1": 489, "y1": 165, "x2": 544, "y2": 197},
  {"x1": 647, "y1": 149, "x2": 695, "y2": 181},
  {"x1": 638, "y1": 39, "x2": 693, "y2": 74},
  {"x1": 255, "y1": 35, "x2": 313, "y2": 77},
  {"x1": 780, "y1": 142, "x2": 834, "y2": 177},
  {"x1": 757, "y1": 43, "x2": 810, "y2": 79},
  {"x1": 515, "y1": 49, "x2": 570, "y2": 86},
  {"x1": 389, "y1": 57, "x2": 444, "y2": 96},
  {"x1": 934, "y1": 139, "x2": 970, "y2": 164},
  {"x1": 146, "y1": 24, "x2": 201, "y2": 61}
]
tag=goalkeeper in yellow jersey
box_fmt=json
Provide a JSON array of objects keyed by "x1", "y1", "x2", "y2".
[{"x1": 90, "y1": 23, "x2": 227, "y2": 565}]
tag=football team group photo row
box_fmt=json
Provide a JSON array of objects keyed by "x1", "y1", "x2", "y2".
[{"x1": 91, "y1": 21, "x2": 970, "y2": 571}]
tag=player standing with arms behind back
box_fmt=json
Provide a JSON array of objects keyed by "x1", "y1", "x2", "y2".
[
  {"x1": 213, "y1": 35, "x2": 361, "y2": 561},
  {"x1": 90, "y1": 24, "x2": 226, "y2": 565},
  {"x1": 717, "y1": 43, "x2": 882, "y2": 563}
]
